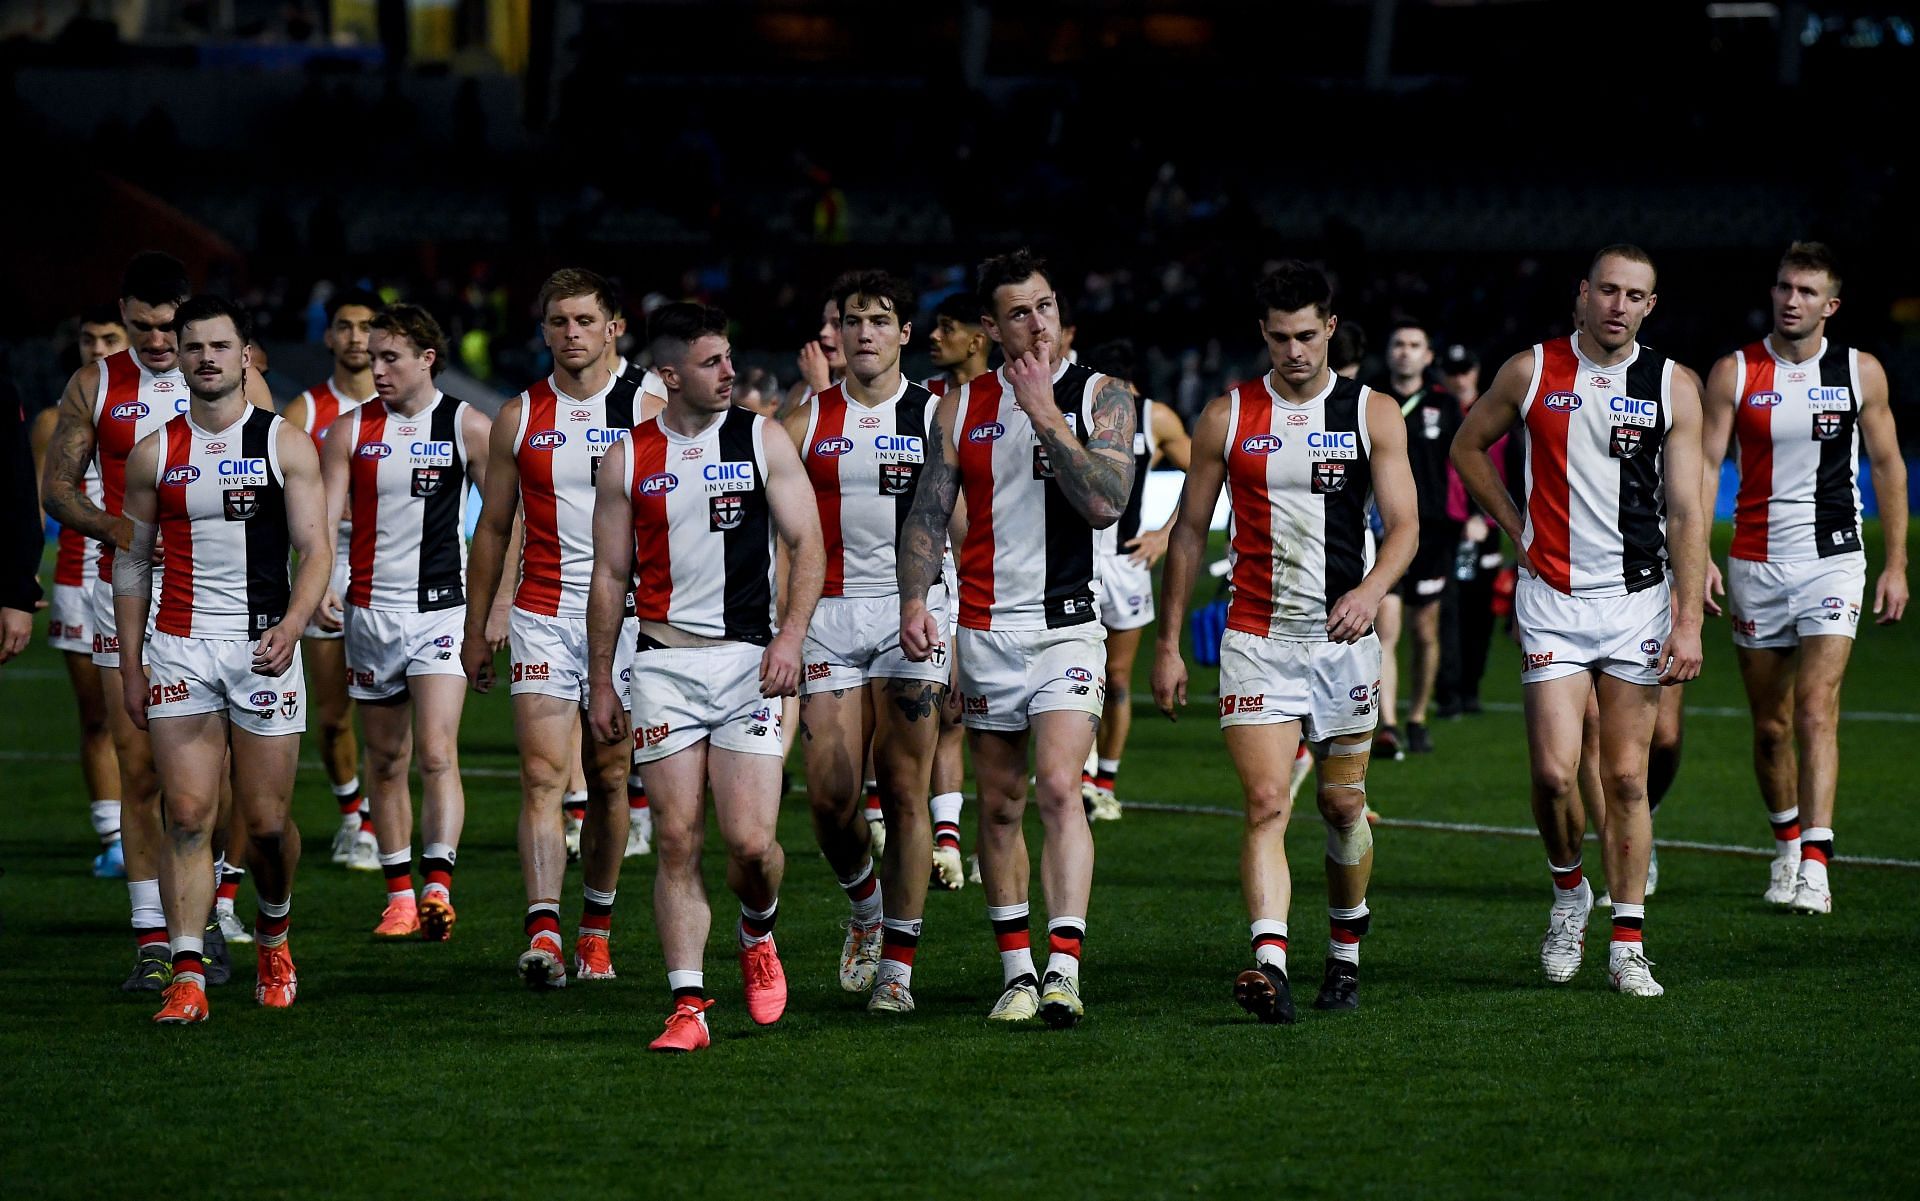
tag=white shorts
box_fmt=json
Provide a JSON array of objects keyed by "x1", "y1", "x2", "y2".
[
  {"x1": 90, "y1": 577, "x2": 157, "y2": 669},
  {"x1": 955, "y1": 623, "x2": 1106, "y2": 732},
  {"x1": 802, "y1": 591, "x2": 952, "y2": 695},
  {"x1": 1515, "y1": 575, "x2": 1670, "y2": 686},
  {"x1": 144, "y1": 631, "x2": 307, "y2": 736},
  {"x1": 302, "y1": 556, "x2": 352, "y2": 641},
  {"x1": 1097, "y1": 551, "x2": 1155, "y2": 631},
  {"x1": 1727, "y1": 556, "x2": 1865, "y2": 649},
  {"x1": 630, "y1": 641, "x2": 784, "y2": 763},
  {"x1": 47, "y1": 582, "x2": 92, "y2": 654},
  {"x1": 343, "y1": 604, "x2": 466, "y2": 702},
  {"x1": 1218, "y1": 628, "x2": 1382, "y2": 741},
  {"x1": 510, "y1": 608, "x2": 636, "y2": 710}
]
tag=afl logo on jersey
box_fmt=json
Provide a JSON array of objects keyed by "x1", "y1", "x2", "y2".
[
  {"x1": 161, "y1": 465, "x2": 200, "y2": 487},
  {"x1": 968, "y1": 423, "x2": 1005, "y2": 443},
  {"x1": 110, "y1": 401, "x2": 150, "y2": 422},
  {"x1": 249, "y1": 690, "x2": 279, "y2": 708},
  {"x1": 814, "y1": 437, "x2": 854, "y2": 457},
  {"x1": 357, "y1": 443, "x2": 393, "y2": 459},
  {"x1": 1064, "y1": 667, "x2": 1093, "y2": 682},
  {"x1": 1241, "y1": 434, "x2": 1283, "y2": 455},
  {"x1": 639, "y1": 472, "x2": 678, "y2": 496},
  {"x1": 526, "y1": 430, "x2": 566, "y2": 451},
  {"x1": 1747, "y1": 391, "x2": 1782, "y2": 408},
  {"x1": 1542, "y1": 392, "x2": 1582, "y2": 413}
]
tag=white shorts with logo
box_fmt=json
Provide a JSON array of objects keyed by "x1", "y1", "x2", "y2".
[
  {"x1": 343, "y1": 604, "x2": 466, "y2": 701},
  {"x1": 955, "y1": 623, "x2": 1106, "y2": 732},
  {"x1": 630, "y1": 641, "x2": 784, "y2": 763},
  {"x1": 1097, "y1": 551, "x2": 1155, "y2": 631},
  {"x1": 302, "y1": 556, "x2": 352, "y2": 641},
  {"x1": 89, "y1": 577, "x2": 158, "y2": 669},
  {"x1": 509, "y1": 608, "x2": 637, "y2": 710},
  {"x1": 802, "y1": 590, "x2": 952, "y2": 695},
  {"x1": 1218, "y1": 628, "x2": 1382, "y2": 741},
  {"x1": 1727, "y1": 556, "x2": 1865, "y2": 649},
  {"x1": 144, "y1": 631, "x2": 307, "y2": 736},
  {"x1": 1514, "y1": 575, "x2": 1670, "y2": 686},
  {"x1": 47, "y1": 583, "x2": 92, "y2": 654}
]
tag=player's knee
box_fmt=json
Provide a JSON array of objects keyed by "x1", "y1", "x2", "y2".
[
  {"x1": 1104, "y1": 669, "x2": 1130, "y2": 699},
  {"x1": 1032, "y1": 764, "x2": 1082, "y2": 810},
  {"x1": 164, "y1": 795, "x2": 218, "y2": 837},
  {"x1": 1602, "y1": 769, "x2": 1648, "y2": 807},
  {"x1": 1752, "y1": 714, "x2": 1792, "y2": 757},
  {"x1": 727, "y1": 831, "x2": 778, "y2": 871},
  {"x1": 1243, "y1": 788, "x2": 1291, "y2": 829},
  {"x1": 414, "y1": 738, "x2": 459, "y2": 780},
  {"x1": 1530, "y1": 762, "x2": 1579, "y2": 799},
  {"x1": 1793, "y1": 691, "x2": 1839, "y2": 739}
]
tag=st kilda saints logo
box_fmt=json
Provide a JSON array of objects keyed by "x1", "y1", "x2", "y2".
[
  {"x1": 1812, "y1": 412, "x2": 1845, "y2": 442},
  {"x1": 879, "y1": 462, "x2": 918, "y2": 496},
  {"x1": 223, "y1": 488, "x2": 260, "y2": 521},
  {"x1": 1311, "y1": 460, "x2": 1348, "y2": 494},
  {"x1": 411, "y1": 467, "x2": 445, "y2": 497},
  {"x1": 1609, "y1": 425, "x2": 1645, "y2": 459},
  {"x1": 710, "y1": 493, "x2": 745, "y2": 531}
]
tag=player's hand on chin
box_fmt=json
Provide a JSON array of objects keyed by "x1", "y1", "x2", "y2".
[{"x1": 1007, "y1": 352, "x2": 1054, "y2": 418}]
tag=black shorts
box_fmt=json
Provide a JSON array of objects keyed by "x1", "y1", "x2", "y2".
[{"x1": 1396, "y1": 522, "x2": 1462, "y2": 605}]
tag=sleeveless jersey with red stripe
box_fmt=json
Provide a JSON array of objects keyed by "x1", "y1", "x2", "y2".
[
  {"x1": 802, "y1": 379, "x2": 939, "y2": 598},
  {"x1": 1729, "y1": 338, "x2": 1864, "y2": 563},
  {"x1": 625, "y1": 407, "x2": 776, "y2": 643},
  {"x1": 91, "y1": 348, "x2": 188, "y2": 581},
  {"x1": 511, "y1": 372, "x2": 639, "y2": 618},
  {"x1": 344, "y1": 393, "x2": 472, "y2": 612},
  {"x1": 1519, "y1": 336, "x2": 1673, "y2": 598},
  {"x1": 1223, "y1": 374, "x2": 1376, "y2": 640},
  {"x1": 954, "y1": 362, "x2": 1107, "y2": 631},
  {"x1": 923, "y1": 376, "x2": 951, "y2": 397},
  {"x1": 52, "y1": 462, "x2": 104, "y2": 587},
  {"x1": 296, "y1": 377, "x2": 371, "y2": 562},
  {"x1": 153, "y1": 408, "x2": 292, "y2": 639}
]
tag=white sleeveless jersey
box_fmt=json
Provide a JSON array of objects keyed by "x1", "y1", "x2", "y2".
[
  {"x1": 91, "y1": 348, "x2": 189, "y2": 581},
  {"x1": 1730, "y1": 338, "x2": 1864, "y2": 563},
  {"x1": 1519, "y1": 336, "x2": 1674, "y2": 598},
  {"x1": 511, "y1": 373, "x2": 641, "y2": 618},
  {"x1": 343, "y1": 393, "x2": 473, "y2": 612},
  {"x1": 294, "y1": 376, "x2": 371, "y2": 566},
  {"x1": 952, "y1": 360, "x2": 1107, "y2": 631},
  {"x1": 801, "y1": 379, "x2": 939, "y2": 598},
  {"x1": 625, "y1": 407, "x2": 776, "y2": 643},
  {"x1": 153, "y1": 407, "x2": 292, "y2": 639},
  {"x1": 1223, "y1": 374, "x2": 1377, "y2": 641}
]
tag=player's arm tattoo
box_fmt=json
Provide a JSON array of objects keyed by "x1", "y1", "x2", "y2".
[
  {"x1": 1035, "y1": 375, "x2": 1136, "y2": 527},
  {"x1": 41, "y1": 389, "x2": 115, "y2": 542},
  {"x1": 898, "y1": 409, "x2": 959, "y2": 603},
  {"x1": 886, "y1": 678, "x2": 940, "y2": 722}
]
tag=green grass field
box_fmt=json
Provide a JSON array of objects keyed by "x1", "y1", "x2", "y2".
[{"x1": 3, "y1": 525, "x2": 1917, "y2": 1200}]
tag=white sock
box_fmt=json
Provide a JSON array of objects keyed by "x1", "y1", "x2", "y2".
[
  {"x1": 839, "y1": 860, "x2": 884, "y2": 926},
  {"x1": 930, "y1": 791, "x2": 964, "y2": 827},
  {"x1": 333, "y1": 776, "x2": 361, "y2": 801},
  {"x1": 563, "y1": 790, "x2": 589, "y2": 809},
  {"x1": 1251, "y1": 918, "x2": 1288, "y2": 975},
  {"x1": 129, "y1": 878, "x2": 164, "y2": 931},
  {"x1": 738, "y1": 899, "x2": 778, "y2": 947},
  {"x1": 216, "y1": 896, "x2": 236, "y2": 918},
  {"x1": 257, "y1": 893, "x2": 291, "y2": 946},
  {"x1": 90, "y1": 800, "x2": 122, "y2": 842},
  {"x1": 667, "y1": 969, "x2": 706, "y2": 1003},
  {"x1": 1096, "y1": 757, "x2": 1120, "y2": 777},
  {"x1": 987, "y1": 902, "x2": 1035, "y2": 984},
  {"x1": 1328, "y1": 903, "x2": 1368, "y2": 965}
]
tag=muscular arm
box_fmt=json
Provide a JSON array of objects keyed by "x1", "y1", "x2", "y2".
[
  {"x1": 764, "y1": 426, "x2": 825, "y2": 644},
  {"x1": 585, "y1": 439, "x2": 634, "y2": 743},
  {"x1": 898, "y1": 392, "x2": 961, "y2": 606},
  {"x1": 1450, "y1": 350, "x2": 1533, "y2": 561},
  {"x1": 1150, "y1": 400, "x2": 1192, "y2": 472},
  {"x1": 1029, "y1": 373, "x2": 1137, "y2": 527},
  {"x1": 277, "y1": 425, "x2": 333, "y2": 634},
  {"x1": 1660, "y1": 366, "x2": 1708, "y2": 681},
  {"x1": 1857, "y1": 353, "x2": 1908, "y2": 621},
  {"x1": 1150, "y1": 396, "x2": 1229, "y2": 716},
  {"x1": 40, "y1": 364, "x2": 120, "y2": 547},
  {"x1": 464, "y1": 397, "x2": 522, "y2": 645},
  {"x1": 1345, "y1": 390, "x2": 1420, "y2": 633},
  {"x1": 320, "y1": 406, "x2": 353, "y2": 534}
]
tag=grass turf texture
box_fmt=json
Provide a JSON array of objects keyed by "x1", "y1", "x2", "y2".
[{"x1": 3, "y1": 524, "x2": 1917, "y2": 1200}]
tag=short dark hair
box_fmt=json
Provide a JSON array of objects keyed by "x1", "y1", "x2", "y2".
[
  {"x1": 1254, "y1": 261, "x2": 1333, "y2": 319},
  {"x1": 174, "y1": 294, "x2": 253, "y2": 345},
  {"x1": 1328, "y1": 321, "x2": 1367, "y2": 373},
  {"x1": 830, "y1": 270, "x2": 916, "y2": 323},
  {"x1": 1083, "y1": 339, "x2": 1136, "y2": 383},
  {"x1": 976, "y1": 248, "x2": 1055, "y2": 319},
  {"x1": 326, "y1": 287, "x2": 384, "y2": 326},
  {"x1": 79, "y1": 303, "x2": 124, "y2": 329},
  {"x1": 537, "y1": 268, "x2": 621, "y2": 323},
  {"x1": 369, "y1": 303, "x2": 448, "y2": 376},
  {"x1": 1588, "y1": 243, "x2": 1658, "y2": 289},
  {"x1": 1385, "y1": 320, "x2": 1431, "y2": 345},
  {"x1": 933, "y1": 290, "x2": 983, "y2": 327},
  {"x1": 1778, "y1": 241, "x2": 1842, "y2": 294},
  {"x1": 119, "y1": 251, "x2": 191, "y2": 308},
  {"x1": 646, "y1": 302, "x2": 729, "y2": 367}
]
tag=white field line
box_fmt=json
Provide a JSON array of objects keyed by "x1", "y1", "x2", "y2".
[{"x1": 1127, "y1": 697, "x2": 1920, "y2": 724}]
